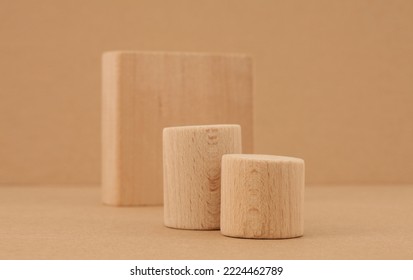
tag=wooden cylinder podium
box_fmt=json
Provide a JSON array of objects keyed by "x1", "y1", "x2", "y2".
[
  {"x1": 163, "y1": 124, "x2": 242, "y2": 230},
  {"x1": 220, "y1": 154, "x2": 305, "y2": 239}
]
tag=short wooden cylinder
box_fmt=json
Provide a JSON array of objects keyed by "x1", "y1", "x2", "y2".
[
  {"x1": 163, "y1": 124, "x2": 242, "y2": 230},
  {"x1": 221, "y1": 154, "x2": 305, "y2": 239}
]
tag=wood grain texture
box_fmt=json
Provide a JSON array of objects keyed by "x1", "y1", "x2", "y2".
[
  {"x1": 101, "y1": 51, "x2": 253, "y2": 206},
  {"x1": 163, "y1": 125, "x2": 242, "y2": 229},
  {"x1": 221, "y1": 154, "x2": 305, "y2": 239}
]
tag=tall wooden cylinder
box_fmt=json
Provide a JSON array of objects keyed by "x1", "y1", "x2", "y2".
[
  {"x1": 102, "y1": 51, "x2": 253, "y2": 206},
  {"x1": 163, "y1": 124, "x2": 242, "y2": 230},
  {"x1": 221, "y1": 154, "x2": 305, "y2": 239}
]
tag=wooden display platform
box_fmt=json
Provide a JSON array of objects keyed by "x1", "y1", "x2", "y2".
[{"x1": 0, "y1": 185, "x2": 412, "y2": 259}]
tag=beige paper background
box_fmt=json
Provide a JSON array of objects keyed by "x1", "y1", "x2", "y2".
[{"x1": 1, "y1": 0, "x2": 412, "y2": 185}]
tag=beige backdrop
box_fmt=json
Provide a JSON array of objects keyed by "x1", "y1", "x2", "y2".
[{"x1": 1, "y1": 0, "x2": 412, "y2": 185}]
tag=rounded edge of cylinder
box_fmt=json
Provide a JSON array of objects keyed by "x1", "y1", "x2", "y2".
[
  {"x1": 163, "y1": 124, "x2": 241, "y2": 132},
  {"x1": 222, "y1": 153, "x2": 304, "y2": 164}
]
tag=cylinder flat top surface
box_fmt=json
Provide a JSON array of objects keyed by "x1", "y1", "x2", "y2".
[
  {"x1": 223, "y1": 154, "x2": 304, "y2": 163},
  {"x1": 163, "y1": 124, "x2": 240, "y2": 131},
  {"x1": 103, "y1": 50, "x2": 251, "y2": 59}
]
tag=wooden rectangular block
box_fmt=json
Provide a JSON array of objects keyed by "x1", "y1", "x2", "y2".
[{"x1": 102, "y1": 51, "x2": 253, "y2": 206}]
